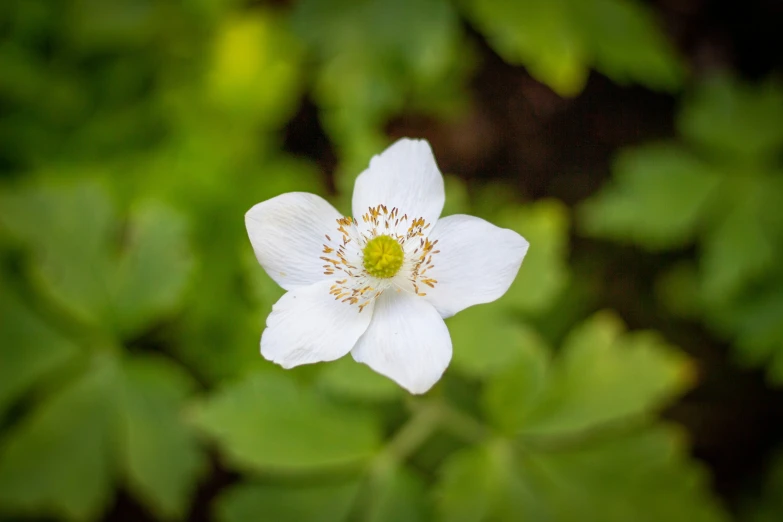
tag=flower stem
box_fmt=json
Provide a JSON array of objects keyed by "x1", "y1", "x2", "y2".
[
  {"x1": 437, "y1": 402, "x2": 487, "y2": 443},
  {"x1": 383, "y1": 400, "x2": 442, "y2": 463}
]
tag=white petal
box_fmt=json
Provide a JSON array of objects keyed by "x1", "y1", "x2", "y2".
[
  {"x1": 246, "y1": 192, "x2": 341, "y2": 291},
  {"x1": 423, "y1": 215, "x2": 529, "y2": 318},
  {"x1": 351, "y1": 291, "x2": 451, "y2": 394},
  {"x1": 352, "y1": 138, "x2": 445, "y2": 228},
  {"x1": 261, "y1": 279, "x2": 374, "y2": 368}
]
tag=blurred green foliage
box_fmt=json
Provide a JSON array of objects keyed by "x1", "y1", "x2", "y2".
[
  {"x1": 460, "y1": 0, "x2": 684, "y2": 96},
  {"x1": 0, "y1": 0, "x2": 779, "y2": 521},
  {"x1": 581, "y1": 75, "x2": 783, "y2": 385},
  {"x1": 744, "y1": 450, "x2": 783, "y2": 522}
]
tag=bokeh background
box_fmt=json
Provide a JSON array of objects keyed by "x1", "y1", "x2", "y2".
[{"x1": 1, "y1": 0, "x2": 783, "y2": 521}]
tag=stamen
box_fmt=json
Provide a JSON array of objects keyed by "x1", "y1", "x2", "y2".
[{"x1": 320, "y1": 204, "x2": 442, "y2": 310}]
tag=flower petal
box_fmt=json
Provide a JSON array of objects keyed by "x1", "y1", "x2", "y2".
[
  {"x1": 351, "y1": 291, "x2": 451, "y2": 394},
  {"x1": 246, "y1": 192, "x2": 341, "y2": 291},
  {"x1": 352, "y1": 138, "x2": 445, "y2": 228},
  {"x1": 261, "y1": 279, "x2": 374, "y2": 368},
  {"x1": 423, "y1": 215, "x2": 529, "y2": 318}
]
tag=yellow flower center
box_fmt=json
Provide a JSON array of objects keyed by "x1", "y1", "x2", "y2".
[{"x1": 362, "y1": 234, "x2": 404, "y2": 279}]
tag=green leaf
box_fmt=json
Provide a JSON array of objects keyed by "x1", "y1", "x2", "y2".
[
  {"x1": 436, "y1": 427, "x2": 728, "y2": 522},
  {"x1": 696, "y1": 175, "x2": 783, "y2": 383},
  {"x1": 678, "y1": 75, "x2": 783, "y2": 160},
  {"x1": 484, "y1": 311, "x2": 693, "y2": 436},
  {"x1": 318, "y1": 357, "x2": 401, "y2": 403},
  {"x1": 578, "y1": 76, "x2": 783, "y2": 383},
  {"x1": 0, "y1": 342, "x2": 204, "y2": 521},
  {"x1": 700, "y1": 179, "x2": 776, "y2": 303},
  {"x1": 0, "y1": 181, "x2": 194, "y2": 337},
  {"x1": 579, "y1": 145, "x2": 721, "y2": 249},
  {"x1": 192, "y1": 372, "x2": 382, "y2": 472},
  {"x1": 0, "y1": 279, "x2": 79, "y2": 416},
  {"x1": 717, "y1": 282, "x2": 783, "y2": 385},
  {"x1": 0, "y1": 181, "x2": 116, "y2": 325},
  {"x1": 166, "y1": 153, "x2": 321, "y2": 384},
  {"x1": 462, "y1": 0, "x2": 683, "y2": 96},
  {"x1": 482, "y1": 335, "x2": 550, "y2": 435},
  {"x1": 172, "y1": 222, "x2": 281, "y2": 385},
  {"x1": 214, "y1": 479, "x2": 359, "y2": 522},
  {"x1": 112, "y1": 204, "x2": 194, "y2": 336},
  {"x1": 106, "y1": 200, "x2": 194, "y2": 335},
  {"x1": 118, "y1": 356, "x2": 206, "y2": 520},
  {"x1": 0, "y1": 354, "x2": 119, "y2": 521},
  {"x1": 292, "y1": 0, "x2": 470, "y2": 170},
  {"x1": 519, "y1": 426, "x2": 729, "y2": 522},
  {"x1": 435, "y1": 442, "x2": 529, "y2": 522},
  {"x1": 448, "y1": 304, "x2": 549, "y2": 379},
  {"x1": 741, "y1": 448, "x2": 783, "y2": 522},
  {"x1": 494, "y1": 199, "x2": 570, "y2": 314},
  {"x1": 461, "y1": 0, "x2": 588, "y2": 96},
  {"x1": 295, "y1": 0, "x2": 468, "y2": 111},
  {"x1": 572, "y1": 0, "x2": 684, "y2": 91},
  {"x1": 363, "y1": 464, "x2": 430, "y2": 522}
]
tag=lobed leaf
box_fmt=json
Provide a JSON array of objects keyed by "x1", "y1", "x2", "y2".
[
  {"x1": 118, "y1": 355, "x2": 206, "y2": 519},
  {"x1": 448, "y1": 303, "x2": 549, "y2": 379},
  {"x1": 436, "y1": 426, "x2": 728, "y2": 522},
  {"x1": 362, "y1": 463, "x2": 430, "y2": 522},
  {"x1": 579, "y1": 145, "x2": 721, "y2": 250},
  {"x1": 493, "y1": 199, "x2": 571, "y2": 314},
  {"x1": 0, "y1": 181, "x2": 194, "y2": 338},
  {"x1": 678, "y1": 75, "x2": 783, "y2": 161},
  {"x1": 0, "y1": 354, "x2": 119, "y2": 521},
  {"x1": 0, "y1": 279, "x2": 79, "y2": 416},
  {"x1": 318, "y1": 357, "x2": 402, "y2": 403},
  {"x1": 484, "y1": 311, "x2": 693, "y2": 437},
  {"x1": 214, "y1": 480, "x2": 359, "y2": 522},
  {"x1": 192, "y1": 372, "x2": 382, "y2": 472},
  {"x1": 462, "y1": 0, "x2": 683, "y2": 96}
]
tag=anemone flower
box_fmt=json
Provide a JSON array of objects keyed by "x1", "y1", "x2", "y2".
[{"x1": 246, "y1": 138, "x2": 529, "y2": 393}]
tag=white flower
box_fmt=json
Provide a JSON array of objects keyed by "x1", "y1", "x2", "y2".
[{"x1": 245, "y1": 138, "x2": 529, "y2": 394}]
